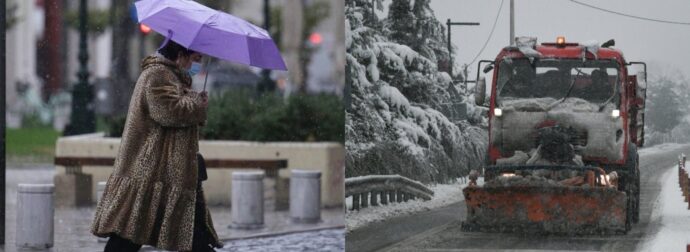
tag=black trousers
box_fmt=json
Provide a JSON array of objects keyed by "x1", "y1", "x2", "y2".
[{"x1": 104, "y1": 182, "x2": 215, "y2": 252}]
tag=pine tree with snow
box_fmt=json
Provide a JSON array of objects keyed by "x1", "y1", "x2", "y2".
[
  {"x1": 345, "y1": 0, "x2": 487, "y2": 183},
  {"x1": 411, "y1": 0, "x2": 450, "y2": 66},
  {"x1": 387, "y1": 0, "x2": 416, "y2": 46}
]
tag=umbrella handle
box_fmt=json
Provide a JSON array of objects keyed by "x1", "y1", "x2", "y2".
[
  {"x1": 157, "y1": 30, "x2": 174, "y2": 51},
  {"x1": 202, "y1": 57, "x2": 210, "y2": 92}
]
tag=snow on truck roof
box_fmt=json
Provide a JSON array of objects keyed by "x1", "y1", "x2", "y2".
[{"x1": 498, "y1": 43, "x2": 626, "y2": 62}]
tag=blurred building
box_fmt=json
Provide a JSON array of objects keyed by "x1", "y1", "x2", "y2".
[
  {"x1": 6, "y1": 0, "x2": 114, "y2": 129},
  {"x1": 6, "y1": 0, "x2": 45, "y2": 128},
  {"x1": 6, "y1": 0, "x2": 344, "y2": 130}
]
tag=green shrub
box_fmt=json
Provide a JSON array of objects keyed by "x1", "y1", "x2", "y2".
[
  {"x1": 105, "y1": 90, "x2": 344, "y2": 142},
  {"x1": 202, "y1": 90, "x2": 344, "y2": 142},
  {"x1": 106, "y1": 115, "x2": 127, "y2": 138}
]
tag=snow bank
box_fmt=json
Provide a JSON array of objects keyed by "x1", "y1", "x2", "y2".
[
  {"x1": 640, "y1": 165, "x2": 690, "y2": 252},
  {"x1": 345, "y1": 177, "x2": 484, "y2": 232},
  {"x1": 638, "y1": 143, "x2": 686, "y2": 156}
]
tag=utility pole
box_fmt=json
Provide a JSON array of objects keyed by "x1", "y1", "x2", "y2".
[
  {"x1": 65, "y1": 0, "x2": 96, "y2": 135},
  {"x1": 446, "y1": 19, "x2": 479, "y2": 78},
  {"x1": 509, "y1": 0, "x2": 515, "y2": 45}
]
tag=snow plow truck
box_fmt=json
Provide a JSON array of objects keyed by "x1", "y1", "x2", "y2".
[{"x1": 464, "y1": 37, "x2": 647, "y2": 234}]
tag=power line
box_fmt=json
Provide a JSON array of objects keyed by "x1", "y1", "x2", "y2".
[
  {"x1": 569, "y1": 0, "x2": 690, "y2": 26},
  {"x1": 468, "y1": 0, "x2": 504, "y2": 66}
]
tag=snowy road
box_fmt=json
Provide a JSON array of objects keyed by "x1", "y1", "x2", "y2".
[{"x1": 346, "y1": 143, "x2": 690, "y2": 252}]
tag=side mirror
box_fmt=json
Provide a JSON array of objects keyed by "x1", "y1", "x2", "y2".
[
  {"x1": 475, "y1": 77, "x2": 486, "y2": 106},
  {"x1": 483, "y1": 64, "x2": 494, "y2": 73}
]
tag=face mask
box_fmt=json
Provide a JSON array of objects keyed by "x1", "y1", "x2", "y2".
[{"x1": 188, "y1": 62, "x2": 202, "y2": 76}]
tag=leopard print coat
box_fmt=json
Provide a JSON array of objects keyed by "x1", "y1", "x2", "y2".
[{"x1": 91, "y1": 55, "x2": 222, "y2": 251}]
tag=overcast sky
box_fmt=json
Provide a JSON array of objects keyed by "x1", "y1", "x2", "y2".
[{"x1": 415, "y1": 0, "x2": 690, "y2": 80}]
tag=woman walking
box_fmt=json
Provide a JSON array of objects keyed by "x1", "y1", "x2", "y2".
[{"x1": 91, "y1": 40, "x2": 222, "y2": 252}]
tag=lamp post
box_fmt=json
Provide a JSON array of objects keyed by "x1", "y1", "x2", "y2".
[
  {"x1": 257, "y1": 0, "x2": 276, "y2": 95},
  {"x1": 446, "y1": 19, "x2": 479, "y2": 78},
  {"x1": 65, "y1": 0, "x2": 95, "y2": 135}
]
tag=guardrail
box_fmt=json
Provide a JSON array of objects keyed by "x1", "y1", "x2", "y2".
[
  {"x1": 679, "y1": 154, "x2": 689, "y2": 210},
  {"x1": 345, "y1": 175, "x2": 434, "y2": 211}
]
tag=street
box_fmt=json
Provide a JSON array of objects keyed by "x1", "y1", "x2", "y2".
[
  {"x1": 346, "y1": 144, "x2": 690, "y2": 252},
  {"x1": 2, "y1": 163, "x2": 345, "y2": 252}
]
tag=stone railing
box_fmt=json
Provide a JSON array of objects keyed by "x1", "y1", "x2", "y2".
[{"x1": 345, "y1": 175, "x2": 434, "y2": 210}]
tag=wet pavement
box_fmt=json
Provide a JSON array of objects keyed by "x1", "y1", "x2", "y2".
[{"x1": 2, "y1": 163, "x2": 345, "y2": 252}]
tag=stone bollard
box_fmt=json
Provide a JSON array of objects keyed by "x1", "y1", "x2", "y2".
[
  {"x1": 96, "y1": 181, "x2": 108, "y2": 243},
  {"x1": 290, "y1": 170, "x2": 321, "y2": 223},
  {"x1": 230, "y1": 171, "x2": 264, "y2": 229},
  {"x1": 96, "y1": 181, "x2": 107, "y2": 204},
  {"x1": 16, "y1": 184, "x2": 55, "y2": 249}
]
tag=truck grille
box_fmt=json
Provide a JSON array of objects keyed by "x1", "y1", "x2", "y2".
[
  {"x1": 530, "y1": 129, "x2": 588, "y2": 147},
  {"x1": 572, "y1": 130, "x2": 588, "y2": 147}
]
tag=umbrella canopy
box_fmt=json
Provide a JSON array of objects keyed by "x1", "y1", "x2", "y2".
[{"x1": 134, "y1": 0, "x2": 287, "y2": 70}]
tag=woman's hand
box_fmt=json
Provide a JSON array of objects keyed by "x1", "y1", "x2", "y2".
[{"x1": 199, "y1": 91, "x2": 209, "y2": 108}]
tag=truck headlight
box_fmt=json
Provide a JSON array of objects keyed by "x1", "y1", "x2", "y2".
[
  {"x1": 611, "y1": 109, "x2": 620, "y2": 118},
  {"x1": 494, "y1": 108, "x2": 503, "y2": 117}
]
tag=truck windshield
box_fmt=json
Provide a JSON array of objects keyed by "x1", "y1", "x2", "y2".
[{"x1": 496, "y1": 58, "x2": 620, "y2": 104}]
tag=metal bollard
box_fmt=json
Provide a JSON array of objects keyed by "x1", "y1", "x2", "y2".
[
  {"x1": 290, "y1": 170, "x2": 321, "y2": 223},
  {"x1": 230, "y1": 171, "x2": 264, "y2": 229},
  {"x1": 16, "y1": 184, "x2": 55, "y2": 249}
]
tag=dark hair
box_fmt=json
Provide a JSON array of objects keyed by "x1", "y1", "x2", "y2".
[{"x1": 158, "y1": 40, "x2": 196, "y2": 61}]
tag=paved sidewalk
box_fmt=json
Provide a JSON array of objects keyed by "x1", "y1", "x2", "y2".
[{"x1": 2, "y1": 164, "x2": 345, "y2": 252}]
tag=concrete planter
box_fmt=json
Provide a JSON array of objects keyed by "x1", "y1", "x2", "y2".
[{"x1": 54, "y1": 133, "x2": 344, "y2": 207}]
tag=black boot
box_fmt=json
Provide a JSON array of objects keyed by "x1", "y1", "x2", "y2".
[{"x1": 104, "y1": 233, "x2": 142, "y2": 252}]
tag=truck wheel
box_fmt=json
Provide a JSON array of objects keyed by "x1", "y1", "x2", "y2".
[
  {"x1": 621, "y1": 144, "x2": 639, "y2": 231},
  {"x1": 624, "y1": 145, "x2": 640, "y2": 227}
]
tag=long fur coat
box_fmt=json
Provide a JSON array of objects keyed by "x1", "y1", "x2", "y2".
[{"x1": 91, "y1": 55, "x2": 222, "y2": 251}]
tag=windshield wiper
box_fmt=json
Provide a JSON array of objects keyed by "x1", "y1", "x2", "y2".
[
  {"x1": 546, "y1": 68, "x2": 588, "y2": 111},
  {"x1": 598, "y1": 74, "x2": 620, "y2": 111},
  {"x1": 553, "y1": 68, "x2": 584, "y2": 106}
]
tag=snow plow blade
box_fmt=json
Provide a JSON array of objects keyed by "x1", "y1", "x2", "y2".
[{"x1": 462, "y1": 186, "x2": 627, "y2": 235}]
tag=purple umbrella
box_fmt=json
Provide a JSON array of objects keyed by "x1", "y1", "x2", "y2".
[{"x1": 134, "y1": 0, "x2": 287, "y2": 71}]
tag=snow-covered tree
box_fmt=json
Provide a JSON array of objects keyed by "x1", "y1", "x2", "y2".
[
  {"x1": 643, "y1": 64, "x2": 690, "y2": 146},
  {"x1": 646, "y1": 78, "x2": 682, "y2": 134},
  {"x1": 387, "y1": 0, "x2": 416, "y2": 46},
  {"x1": 345, "y1": 0, "x2": 486, "y2": 183}
]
